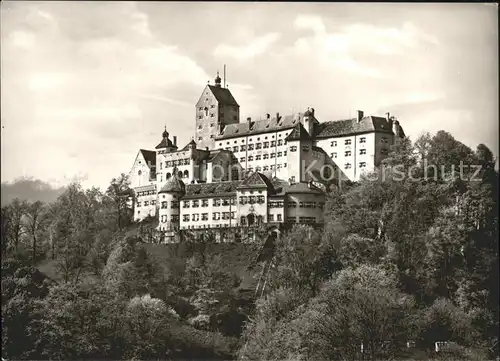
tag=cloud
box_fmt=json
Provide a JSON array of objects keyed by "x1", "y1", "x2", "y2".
[{"x1": 214, "y1": 32, "x2": 282, "y2": 59}]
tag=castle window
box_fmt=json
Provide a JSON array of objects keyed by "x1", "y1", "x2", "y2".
[
  {"x1": 277, "y1": 152, "x2": 282, "y2": 157},
  {"x1": 239, "y1": 196, "x2": 247, "y2": 205},
  {"x1": 210, "y1": 123, "x2": 214, "y2": 127},
  {"x1": 183, "y1": 201, "x2": 190, "y2": 208},
  {"x1": 240, "y1": 216, "x2": 246, "y2": 225},
  {"x1": 210, "y1": 135, "x2": 214, "y2": 139},
  {"x1": 331, "y1": 152, "x2": 337, "y2": 158},
  {"x1": 233, "y1": 146, "x2": 238, "y2": 152},
  {"x1": 219, "y1": 143, "x2": 222, "y2": 146},
  {"x1": 257, "y1": 195, "x2": 265, "y2": 204},
  {"x1": 288, "y1": 201, "x2": 297, "y2": 208},
  {"x1": 166, "y1": 173, "x2": 171, "y2": 179},
  {"x1": 331, "y1": 141, "x2": 337, "y2": 147},
  {"x1": 183, "y1": 215, "x2": 190, "y2": 221},
  {"x1": 284, "y1": 163, "x2": 287, "y2": 167},
  {"x1": 359, "y1": 162, "x2": 367, "y2": 168},
  {"x1": 345, "y1": 163, "x2": 352, "y2": 169},
  {"x1": 263, "y1": 154, "x2": 269, "y2": 160},
  {"x1": 171, "y1": 215, "x2": 179, "y2": 222},
  {"x1": 138, "y1": 170, "x2": 142, "y2": 176},
  {"x1": 178, "y1": 171, "x2": 183, "y2": 178},
  {"x1": 151, "y1": 200, "x2": 156, "y2": 205},
  {"x1": 160, "y1": 163, "x2": 163, "y2": 170},
  {"x1": 240, "y1": 145, "x2": 246, "y2": 151},
  {"x1": 360, "y1": 149, "x2": 366, "y2": 155},
  {"x1": 198, "y1": 137, "x2": 202, "y2": 141},
  {"x1": 345, "y1": 139, "x2": 352, "y2": 145},
  {"x1": 210, "y1": 104, "x2": 215, "y2": 108},
  {"x1": 277, "y1": 140, "x2": 283, "y2": 146},
  {"x1": 199, "y1": 107, "x2": 203, "y2": 110},
  {"x1": 269, "y1": 214, "x2": 274, "y2": 222},
  {"x1": 256, "y1": 166, "x2": 261, "y2": 171},
  {"x1": 184, "y1": 170, "x2": 189, "y2": 178},
  {"x1": 256, "y1": 155, "x2": 261, "y2": 160},
  {"x1": 240, "y1": 157, "x2": 245, "y2": 162},
  {"x1": 263, "y1": 142, "x2": 269, "y2": 148},
  {"x1": 202, "y1": 213, "x2": 208, "y2": 221},
  {"x1": 214, "y1": 198, "x2": 221, "y2": 207},
  {"x1": 277, "y1": 164, "x2": 282, "y2": 169},
  {"x1": 171, "y1": 201, "x2": 179, "y2": 208},
  {"x1": 192, "y1": 200, "x2": 199, "y2": 208},
  {"x1": 345, "y1": 151, "x2": 352, "y2": 157},
  {"x1": 198, "y1": 125, "x2": 202, "y2": 129},
  {"x1": 202, "y1": 199, "x2": 209, "y2": 207},
  {"x1": 277, "y1": 214, "x2": 282, "y2": 221},
  {"x1": 210, "y1": 113, "x2": 214, "y2": 117},
  {"x1": 381, "y1": 136, "x2": 389, "y2": 144},
  {"x1": 360, "y1": 137, "x2": 366, "y2": 143},
  {"x1": 213, "y1": 212, "x2": 221, "y2": 220},
  {"x1": 263, "y1": 166, "x2": 269, "y2": 171},
  {"x1": 192, "y1": 213, "x2": 199, "y2": 221},
  {"x1": 270, "y1": 153, "x2": 275, "y2": 158},
  {"x1": 137, "y1": 202, "x2": 141, "y2": 207},
  {"x1": 161, "y1": 202, "x2": 167, "y2": 209},
  {"x1": 198, "y1": 115, "x2": 202, "y2": 119},
  {"x1": 290, "y1": 146, "x2": 297, "y2": 152},
  {"x1": 248, "y1": 144, "x2": 254, "y2": 150},
  {"x1": 248, "y1": 167, "x2": 253, "y2": 172},
  {"x1": 144, "y1": 201, "x2": 149, "y2": 206},
  {"x1": 271, "y1": 140, "x2": 276, "y2": 147},
  {"x1": 284, "y1": 151, "x2": 287, "y2": 156}
]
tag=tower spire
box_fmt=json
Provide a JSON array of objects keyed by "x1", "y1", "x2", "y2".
[{"x1": 215, "y1": 70, "x2": 222, "y2": 87}]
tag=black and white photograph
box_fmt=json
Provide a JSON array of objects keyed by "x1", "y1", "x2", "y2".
[{"x1": 1, "y1": 2, "x2": 498, "y2": 360}]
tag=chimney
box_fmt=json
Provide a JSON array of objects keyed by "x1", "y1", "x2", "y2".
[
  {"x1": 276, "y1": 112, "x2": 281, "y2": 121},
  {"x1": 247, "y1": 117, "x2": 251, "y2": 122},
  {"x1": 311, "y1": 108, "x2": 315, "y2": 116},
  {"x1": 266, "y1": 113, "x2": 270, "y2": 119},
  {"x1": 173, "y1": 136, "x2": 177, "y2": 146},
  {"x1": 386, "y1": 112, "x2": 390, "y2": 121},
  {"x1": 357, "y1": 110, "x2": 364, "y2": 123}
]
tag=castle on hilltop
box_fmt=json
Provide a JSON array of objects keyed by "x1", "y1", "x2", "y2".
[{"x1": 128, "y1": 72, "x2": 405, "y2": 242}]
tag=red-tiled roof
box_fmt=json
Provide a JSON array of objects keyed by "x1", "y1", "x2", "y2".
[{"x1": 207, "y1": 85, "x2": 239, "y2": 106}]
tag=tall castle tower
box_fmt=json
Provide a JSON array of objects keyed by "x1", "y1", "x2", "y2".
[{"x1": 195, "y1": 71, "x2": 240, "y2": 150}]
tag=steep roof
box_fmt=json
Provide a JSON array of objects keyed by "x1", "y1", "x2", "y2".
[
  {"x1": 158, "y1": 172, "x2": 185, "y2": 194},
  {"x1": 238, "y1": 172, "x2": 275, "y2": 190},
  {"x1": 184, "y1": 180, "x2": 243, "y2": 199},
  {"x1": 207, "y1": 85, "x2": 239, "y2": 106},
  {"x1": 285, "y1": 182, "x2": 323, "y2": 194},
  {"x1": 315, "y1": 116, "x2": 394, "y2": 138},
  {"x1": 181, "y1": 139, "x2": 197, "y2": 151},
  {"x1": 155, "y1": 137, "x2": 177, "y2": 150},
  {"x1": 139, "y1": 149, "x2": 156, "y2": 167},
  {"x1": 285, "y1": 123, "x2": 312, "y2": 142},
  {"x1": 134, "y1": 184, "x2": 156, "y2": 193},
  {"x1": 216, "y1": 113, "x2": 304, "y2": 140}
]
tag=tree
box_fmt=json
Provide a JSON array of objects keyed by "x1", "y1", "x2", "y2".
[
  {"x1": 24, "y1": 200, "x2": 48, "y2": 263},
  {"x1": 106, "y1": 173, "x2": 132, "y2": 231},
  {"x1": 1, "y1": 198, "x2": 28, "y2": 256}
]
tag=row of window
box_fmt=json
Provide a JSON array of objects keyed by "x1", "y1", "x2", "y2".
[
  {"x1": 239, "y1": 196, "x2": 265, "y2": 205},
  {"x1": 287, "y1": 202, "x2": 325, "y2": 209},
  {"x1": 158, "y1": 170, "x2": 189, "y2": 182},
  {"x1": 160, "y1": 215, "x2": 179, "y2": 223},
  {"x1": 331, "y1": 149, "x2": 368, "y2": 158},
  {"x1": 218, "y1": 133, "x2": 290, "y2": 147},
  {"x1": 160, "y1": 159, "x2": 190, "y2": 168},
  {"x1": 344, "y1": 162, "x2": 367, "y2": 169},
  {"x1": 183, "y1": 198, "x2": 236, "y2": 208},
  {"x1": 136, "y1": 190, "x2": 155, "y2": 197},
  {"x1": 183, "y1": 212, "x2": 236, "y2": 222},
  {"x1": 268, "y1": 201, "x2": 284, "y2": 208},
  {"x1": 161, "y1": 201, "x2": 179, "y2": 209},
  {"x1": 137, "y1": 200, "x2": 156, "y2": 208},
  {"x1": 268, "y1": 214, "x2": 283, "y2": 222},
  {"x1": 239, "y1": 151, "x2": 287, "y2": 162},
  {"x1": 248, "y1": 163, "x2": 287, "y2": 172},
  {"x1": 329, "y1": 136, "x2": 388, "y2": 147}
]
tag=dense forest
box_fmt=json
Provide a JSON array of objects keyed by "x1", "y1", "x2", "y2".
[{"x1": 1, "y1": 130, "x2": 498, "y2": 360}]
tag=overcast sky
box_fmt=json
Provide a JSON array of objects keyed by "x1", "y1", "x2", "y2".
[{"x1": 1, "y1": 2, "x2": 498, "y2": 189}]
